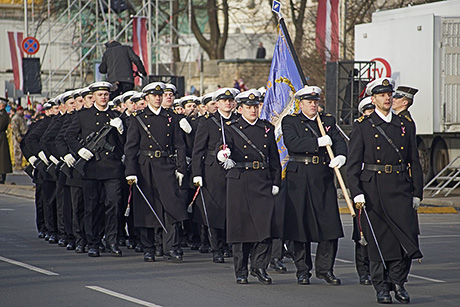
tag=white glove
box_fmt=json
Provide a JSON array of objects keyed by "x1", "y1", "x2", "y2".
[
  {"x1": 110, "y1": 117, "x2": 124, "y2": 134},
  {"x1": 354, "y1": 194, "x2": 366, "y2": 204},
  {"x1": 217, "y1": 148, "x2": 231, "y2": 162},
  {"x1": 49, "y1": 155, "x2": 60, "y2": 165},
  {"x1": 38, "y1": 151, "x2": 49, "y2": 165},
  {"x1": 179, "y1": 118, "x2": 192, "y2": 134},
  {"x1": 175, "y1": 171, "x2": 184, "y2": 186},
  {"x1": 78, "y1": 148, "x2": 94, "y2": 161},
  {"x1": 193, "y1": 176, "x2": 203, "y2": 187},
  {"x1": 329, "y1": 155, "x2": 346, "y2": 169},
  {"x1": 318, "y1": 135, "x2": 333, "y2": 147},
  {"x1": 413, "y1": 197, "x2": 421, "y2": 210},
  {"x1": 272, "y1": 185, "x2": 279, "y2": 196},
  {"x1": 63, "y1": 154, "x2": 76, "y2": 168},
  {"x1": 126, "y1": 175, "x2": 138, "y2": 185},
  {"x1": 28, "y1": 155, "x2": 38, "y2": 166}
]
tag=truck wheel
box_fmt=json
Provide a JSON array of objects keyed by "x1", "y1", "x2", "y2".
[
  {"x1": 418, "y1": 141, "x2": 431, "y2": 184},
  {"x1": 431, "y1": 139, "x2": 449, "y2": 177}
]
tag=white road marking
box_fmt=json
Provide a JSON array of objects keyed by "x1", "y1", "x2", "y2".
[
  {"x1": 409, "y1": 274, "x2": 446, "y2": 283},
  {"x1": 0, "y1": 208, "x2": 14, "y2": 211},
  {"x1": 0, "y1": 255, "x2": 59, "y2": 276},
  {"x1": 86, "y1": 286, "x2": 163, "y2": 307}
]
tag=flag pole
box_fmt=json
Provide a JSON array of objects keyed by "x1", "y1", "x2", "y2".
[{"x1": 278, "y1": 17, "x2": 308, "y2": 86}]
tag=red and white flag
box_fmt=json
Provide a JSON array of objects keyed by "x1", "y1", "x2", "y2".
[
  {"x1": 7, "y1": 31, "x2": 24, "y2": 91},
  {"x1": 132, "y1": 17, "x2": 149, "y2": 86},
  {"x1": 316, "y1": 0, "x2": 340, "y2": 64}
]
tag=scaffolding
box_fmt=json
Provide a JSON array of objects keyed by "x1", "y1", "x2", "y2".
[{"x1": 20, "y1": 0, "x2": 194, "y2": 98}]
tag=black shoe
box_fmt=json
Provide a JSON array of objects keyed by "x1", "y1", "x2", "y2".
[
  {"x1": 66, "y1": 242, "x2": 76, "y2": 250},
  {"x1": 270, "y1": 258, "x2": 287, "y2": 273},
  {"x1": 48, "y1": 235, "x2": 58, "y2": 244},
  {"x1": 223, "y1": 250, "x2": 233, "y2": 258},
  {"x1": 297, "y1": 274, "x2": 310, "y2": 285},
  {"x1": 177, "y1": 246, "x2": 184, "y2": 256},
  {"x1": 316, "y1": 272, "x2": 341, "y2": 285},
  {"x1": 88, "y1": 248, "x2": 100, "y2": 257},
  {"x1": 376, "y1": 290, "x2": 392, "y2": 304},
  {"x1": 212, "y1": 252, "x2": 225, "y2": 263},
  {"x1": 394, "y1": 284, "x2": 410, "y2": 304},
  {"x1": 155, "y1": 247, "x2": 164, "y2": 257},
  {"x1": 144, "y1": 252, "x2": 155, "y2": 262},
  {"x1": 127, "y1": 241, "x2": 136, "y2": 249},
  {"x1": 99, "y1": 244, "x2": 106, "y2": 253},
  {"x1": 135, "y1": 243, "x2": 144, "y2": 253},
  {"x1": 38, "y1": 232, "x2": 45, "y2": 239},
  {"x1": 75, "y1": 245, "x2": 86, "y2": 253},
  {"x1": 44, "y1": 233, "x2": 50, "y2": 241},
  {"x1": 118, "y1": 238, "x2": 126, "y2": 246},
  {"x1": 250, "y1": 268, "x2": 272, "y2": 285},
  {"x1": 236, "y1": 276, "x2": 248, "y2": 284},
  {"x1": 359, "y1": 274, "x2": 372, "y2": 285},
  {"x1": 58, "y1": 239, "x2": 67, "y2": 247},
  {"x1": 199, "y1": 244, "x2": 210, "y2": 253},
  {"x1": 164, "y1": 250, "x2": 183, "y2": 263},
  {"x1": 108, "y1": 244, "x2": 123, "y2": 257},
  {"x1": 190, "y1": 242, "x2": 200, "y2": 250}
]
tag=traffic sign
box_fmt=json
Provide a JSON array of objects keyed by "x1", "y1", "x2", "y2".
[
  {"x1": 272, "y1": 1, "x2": 281, "y2": 14},
  {"x1": 22, "y1": 37, "x2": 40, "y2": 55}
]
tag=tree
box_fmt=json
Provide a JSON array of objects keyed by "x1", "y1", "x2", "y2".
[{"x1": 191, "y1": 0, "x2": 229, "y2": 60}]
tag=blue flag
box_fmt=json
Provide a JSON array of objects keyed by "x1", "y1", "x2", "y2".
[{"x1": 260, "y1": 24, "x2": 304, "y2": 176}]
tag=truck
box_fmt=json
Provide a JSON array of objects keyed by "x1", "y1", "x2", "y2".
[{"x1": 353, "y1": 0, "x2": 460, "y2": 181}]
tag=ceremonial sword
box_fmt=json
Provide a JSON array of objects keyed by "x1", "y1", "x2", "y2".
[{"x1": 135, "y1": 183, "x2": 168, "y2": 234}]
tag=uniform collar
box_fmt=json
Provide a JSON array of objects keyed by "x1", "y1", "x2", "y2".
[
  {"x1": 217, "y1": 110, "x2": 232, "y2": 120},
  {"x1": 371, "y1": 110, "x2": 401, "y2": 127},
  {"x1": 241, "y1": 115, "x2": 258, "y2": 126},
  {"x1": 374, "y1": 108, "x2": 392, "y2": 123},
  {"x1": 299, "y1": 112, "x2": 317, "y2": 121},
  {"x1": 148, "y1": 104, "x2": 162, "y2": 115},
  {"x1": 94, "y1": 103, "x2": 109, "y2": 112}
]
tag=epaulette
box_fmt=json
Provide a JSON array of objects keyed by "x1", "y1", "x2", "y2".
[
  {"x1": 289, "y1": 113, "x2": 297, "y2": 117},
  {"x1": 357, "y1": 115, "x2": 367, "y2": 123},
  {"x1": 226, "y1": 119, "x2": 238, "y2": 125},
  {"x1": 204, "y1": 113, "x2": 210, "y2": 119},
  {"x1": 404, "y1": 115, "x2": 412, "y2": 122},
  {"x1": 132, "y1": 111, "x2": 137, "y2": 117}
]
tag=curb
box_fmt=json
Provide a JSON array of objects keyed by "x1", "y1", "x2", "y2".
[
  {"x1": 0, "y1": 184, "x2": 35, "y2": 199},
  {"x1": 339, "y1": 206, "x2": 457, "y2": 215}
]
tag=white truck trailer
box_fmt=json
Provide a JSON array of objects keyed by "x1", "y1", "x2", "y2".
[{"x1": 354, "y1": 0, "x2": 460, "y2": 180}]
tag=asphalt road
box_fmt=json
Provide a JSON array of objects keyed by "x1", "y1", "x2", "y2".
[{"x1": 1, "y1": 194, "x2": 460, "y2": 307}]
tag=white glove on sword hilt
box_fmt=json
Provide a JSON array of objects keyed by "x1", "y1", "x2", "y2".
[
  {"x1": 28, "y1": 155, "x2": 38, "y2": 167},
  {"x1": 38, "y1": 151, "x2": 49, "y2": 165},
  {"x1": 49, "y1": 155, "x2": 60, "y2": 165},
  {"x1": 126, "y1": 175, "x2": 138, "y2": 185},
  {"x1": 354, "y1": 194, "x2": 366, "y2": 210},
  {"x1": 193, "y1": 176, "x2": 203, "y2": 187}
]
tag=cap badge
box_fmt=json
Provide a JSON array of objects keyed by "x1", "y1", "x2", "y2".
[
  {"x1": 382, "y1": 79, "x2": 390, "y2": 86},
  {"x1": 155, "y1": 85, "x2": 161, "y2": 90},
  {"x1": 225, "y1": 90, "x2": 231, "y2": 95},
  {"x1": 248, "y1": 93, "x2": 255, "y2": 100}
]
